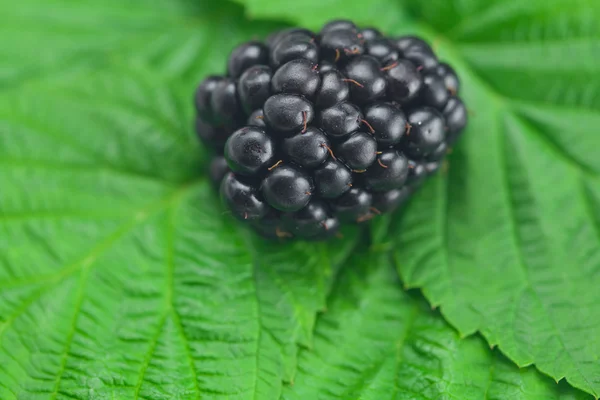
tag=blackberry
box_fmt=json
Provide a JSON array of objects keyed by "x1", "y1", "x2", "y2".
[
  {"x1": 342, "y1": 55, "x2": 387, "y2": 104},
  {"x1": 313, "y1": 159, "x2": 352, "y2": 199},
  {"x1": 238, "y1": 65, "x2": 272, "y2": 114},
  {"x1": 315, "y1": 70, "x2": 350, "y2": 109},
  {"x1": 264, "y1": 94, "x2": 314, "y2": 134},
  {"x1": 282, "y1": 127, "x2": 330, "y2": 169},
  {"x1": 403, "y1": 107, "x2": 446, "y2": 159},
  {"x1": 194, "y1": 21, "x2": 468, "y2": 240},
  {"x1": 418, "y1": 72, "x2": 450, "y2": 110},
  {"x1": 386, "y1": 59, "x2": 422, "y2": 103},
  {"x1": 220, "y1": 173, "x2": 267, "y2": 221},
  {"x1": 261, "y1": 165, "x2": 313, "y2": 212},
  {"x1": 363, "y1": 102, "x2": 407, "y2": 147},
  {"x1": 271, "y1": 58, "x2": 321, "y2": 99},
  {"x1": 335, "y1": 131, "x2": 377, "y2": 170},
  {"x1": 317, "y1": 101, "x2": 362, "y2": 138},
  {"x1": 372, "y1": 187, "x2": 412, "y2": 213},
  {"x1": 364, "y1": 150, "x2": 409, "y2": 191},
  {"x1": 227, "y1": 41, "x2": 269, "y2": 78},
  {"x1": 282, "y1": 200, "x2": 329, "y2": 238},
  {"x1": 194, "y1": 75, "x2": 222, "y2": 123},
  {"x1": 224, "y1": 127, "x2": 275, "y2": 176}
]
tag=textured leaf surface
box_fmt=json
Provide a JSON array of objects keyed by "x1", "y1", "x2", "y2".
[
  {"x1": 236, "y1": 0, "x2": 600, "y2": 396},
  {"x1": 284, "y1": 252, "x2": 587, "y2": 400}
]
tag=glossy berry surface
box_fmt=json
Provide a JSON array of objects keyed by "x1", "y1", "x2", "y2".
[
  {"x1": 313, "y1": 160, "x2": 352, "y2": 199},
  {"x1": 386, "y1": 60, "x2": 423, "y2": 103},
  {"x1": 271, "y1": 58, "x2": 321, "y2": 99},
  {"x1": 333, "y1": 188, "x2": 373, "y2": 222},
  {"x1": 227, "y1": 41, "x2": 269, "y2": 78},
  {"x1": 224, "y1": 127, "x2": 275, "y2": 176},
  {"x1": 194, "y1": 20, "x2": 468, "y2": 240},
  {"x1": 270, "y1": 31, "x2": 318, "y2": 68},
  {"x1": 315, "y1": 70, "x2": 350, "y2": 109},
  {"x1": 435, "y1": 63, "x2": 460, "y2": 95},
  {"x1": 343, "y1": 55, "x2": 387, "y2": 103},
  {"x1": 238, "y1": 66, "x2": 272, "y2": 114},
  {"x1": 220, "y1": 172, "x2": 267, "y2": 221},
  {"x1": 364, "y1": 150, "x2": 409, "y2": 191},
  {"x1": 419, "y1": 72, "x2": 450, "y2": 110},
  {"x1": 194, "y1": 75, "x2": 222, "y2": 123},
  {"x1": 364, "y1": 102, "x2": 407, "y2": 147},
  {"x1": 443, "y1": 96, "x2": 468, "y2": 143},
  {"x1": 372, "y1": 187, "x2": 412, "y2": 213},
  {"x1": 317, "y1": 101, "x2": 362, "y2": 138},
  {"x1": 282, "y1": 127, "x2": 330, "y2": 169},
  {"x1": 335, "y1": 131, "x2": 377, "y2": 170},
  {"x1": 209, "y1": 156, "x2": 230, "y2": 189},
  {"x1": 260, "y1": 165, "x2": 313, "y2": 212},
  {"x1": 404, "y1": 107, "x2": 446, "y2": 159},
  {"x1": 283, "y1": 200, "x2": 329, "y2": 238},
  {"x1": 263, "y1": 94, "x2": 314, "y2": 134}
]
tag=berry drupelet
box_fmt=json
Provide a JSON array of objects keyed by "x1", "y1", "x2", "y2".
[{"x1": 193, "y1": 20, "x2": 468, "y2": 241}]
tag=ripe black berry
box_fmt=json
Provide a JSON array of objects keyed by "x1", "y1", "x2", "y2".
[
  {"x1": 321, "y1": 20, "x2": 358, "y2": 34},
  {"x1": 238, "y1": 65, "x2": 272, "y2": 114},
  {"x1": 419, "y1": 72, "x2": 450, "y2": 110},
  {"x1": 443, "y1": 96, "x2": 468, "y2": 143},
  {"x1": 343, "y1": 55, "x2": 387, "y2": 103},
  {"x1": 335, "y1": 131, "x2": 377, "y2": 170},
  {"x1": 195, "y1": 118, "x2": 229, "y2": 149},
  {"x1": 283, "y1": 200, "x2": 329, "y2": 238},
  {"x1": 386, "y1": 59, "x2": 422, "y2": 103},
  {"x1": 393, "y1": 36, "x2": 432, "y2": 53},
  {"x1": 210, "y1": 78, "x2": 244, "y2": 128},
  {"x1": 406, "y1": 159, "x2": 427, "y2": 186},
  {"x1": 364, "y1": 150, "x2": 409, "y2": 191},
  {"x1": 196, "y1": 21, "x2": 467, "y2": 240},
  {"x1": 320, "y1": 29, "x2": 364, "y2": 63},
  {"x1": 366, "y1": 38, "x2": 399, "y2": 65},
  {"x1": 270, "y1": 32, "x2": 318, "y2": 68},
  {"x1": 194, "y1": 75, "x2": 222, "y2": 123},
  {"x1": 261, "y1": 165, "x2": 313, "y2": 212},
  {"x1": 364, "y1": 102, "x2": 407, "y2": 147},
  {"x1": 333, "y1": 188, "x2": 372, "y2": 222},
  {"x1": 263, "y1": 94, "x2": 314, "y2": 134},
  {"x1": 318, "y1": 61, "x2": 336, "y2": 73},
  {"x1": 435, "y1": 63, "x2": 460, "y2": 95},
  {"x1": 228, "y1": 41, "x2": 269, "y2": 78},
  {"x1": 315, "y1": 70, "x2": 350, "y2": 109},
  {"x1": 313, "y1": 159, "x2": 352, "y2": 199},
  {"x1": 427, "y1": 141, "x2": 448, "y2": 162},
  {"x1": 402, "y1": 44, "x2": 438, "y2": 71},
  {"x1": 224, "y1": 127, "x2": 275, "y2": 176},
  {"x1": 372, "y1": 187, "x2": 412, "y2": 213},
  {"x1": 317, "y1": 101, "x2": 362, "y2": 138},
  {"x1": 282, "y1": 127, "x2": 329, "y2": 169},
  {"x1": 247, "y1": 109, "x2": 267, "y2": 128},
  {"x1": 221, "y1": 172, "x2": 267, "y2": 220},
  {"x1": 403, "y1": 108, "x2": 446, "y2": 159},
  {"x1": 271, "y1": 58, "x2": 321, "y2": 99},
  {"x1": 267, "y1": 28, "x2": 314, "y2": 49},
  {"x1": 209, "y1": 156, "x2": 230, "y2": 189},
  {"x1": 360, "y1": 27, "x2": 381, "y2": 41}
]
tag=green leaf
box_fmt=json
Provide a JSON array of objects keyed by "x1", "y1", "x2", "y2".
[
  {"x1": 235, "y1": 0, "x2": 600, "y2": 396},
  {"x1": 284, "y1": 251, "x2": 589, "y2": 400}
]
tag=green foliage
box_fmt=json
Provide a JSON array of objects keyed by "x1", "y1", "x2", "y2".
[{"x1": 0, "y1": 0, "x2": 599, "y2": 399}]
